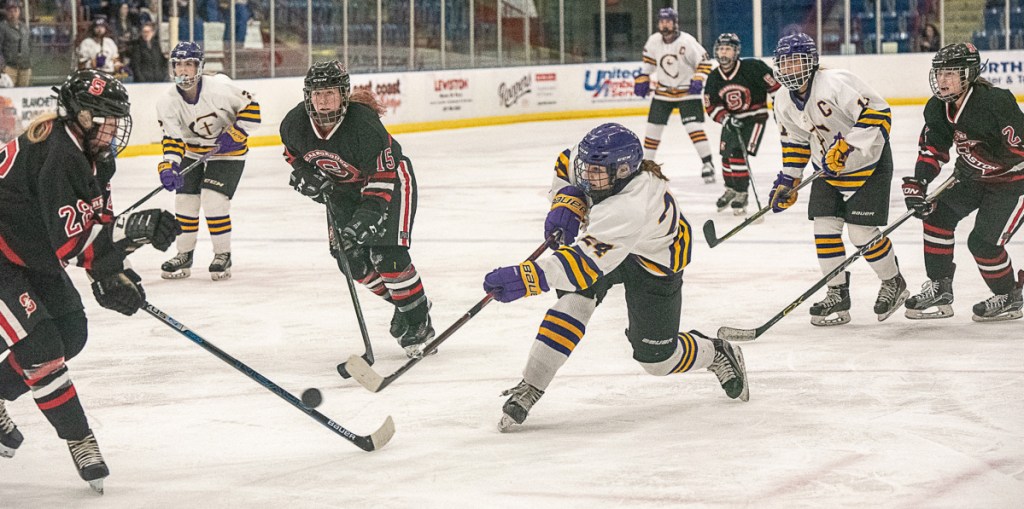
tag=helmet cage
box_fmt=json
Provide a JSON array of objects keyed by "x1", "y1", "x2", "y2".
[
  {"x1": 571, "y1": 123, "x2": 643, "y2": 200},
  {"x1": 714, "y1": 33, "x2": 742, "y2": 67},
  {"x1": 169, "y1": 42, "x2": 204, "y2": 90},
  {"x1": 303, "y1": 61, "x2": 351, "y2": 127},
  {"x1": 57, "y1": 70, "x2": 133, "y2": 161},
  {"x1": 774, "y1": 51, "x2": 818, "y2": 91},
  {"x1": 929, "y1": 44, "x2": 982, "y2": 102}
]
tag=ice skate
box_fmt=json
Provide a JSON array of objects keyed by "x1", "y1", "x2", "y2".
[
  {"x1": 498, "y1": 380, "x2": 545, "y2": 432},
  {"x1": 707, "y1": 337, "x2": 749, "y2": 402},
  {"x1": 390, "y1": 300, "x2": 431, "y2": 340},
  {"x1": 67, "y1": 430, "x2": 108, "y2": 494},
  {"x1": 904, "y1": 277, "x2": 954, "y2": 320},
  {"x1": 730, "y1": 192, "x2": 748, "y2": 216},
  {"x1": 716, "y1": 188, "x2": 738, "y2": 212},
  {"x1": 810, "y1": 274, "x2": 851, "y2": 326},
  {"x1": 874, "y1": 273, "x2": 909, "y2": 322},
  {"x1": 701, "y1": 162, "x2": 716, "y2": 184},
  {"x1": 209, "y1": 252, "x2": 232, "y2": 281},
  {"x1": 160, "y1": 250, "x2": 193, "y2": 279},
  {"x1": 399, "y1": 313, "x2": 435, "y2": 358},
  {"x1": 971, "y1": 275, "x2": 1023, "y2": 322},
  {"x1": 0, "y1": 399, "x2": 24, "y2": 458}
]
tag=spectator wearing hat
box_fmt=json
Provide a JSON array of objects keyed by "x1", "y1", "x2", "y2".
[
  {"x1": 77, "y1": 15, "x2": 121, "y2": 74},
  {"x1": 0, "y1": 1, "x2": 31, "y2": 86}
]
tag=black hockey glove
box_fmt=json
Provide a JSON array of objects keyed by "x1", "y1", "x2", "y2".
[
  {"x1": 290, "y1": 167, "x2": 333, "y2": 204},
  {"x1": 901, "y1": 177, "x2": 935, "y2": 219},
  {"x1": 91, "y1": 269, "x2": 145, "y2": 316},
  {"x1": 341, "y1": 207, "x2": 386, "y2": 251},
  {"x1": 725, "y1": 115, "x2": 745, "y2": 131},
  {"x1": 122, "y1": 209, "x2": 180, "y2": 251}
]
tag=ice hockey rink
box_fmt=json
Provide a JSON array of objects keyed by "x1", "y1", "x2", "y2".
[{"x1": 2, "y1": 105, "x2": 1022, "y2": 507}]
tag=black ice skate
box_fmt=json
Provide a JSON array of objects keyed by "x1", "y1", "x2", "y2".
[
  {"x1": 67, "y1": 430, "x2": 108, "y2": 494},
  {"x1": 730, "y1": 192, "x2": 749, "y2": 216},
  {"x1": 701, "y1": 162, "x2": 716, "y2": 184},
  {"x1": 161, "y1": 250, "x2": 193, "y2": 280},
  {"x1": 716, "y1": 188, "x2": 738, "y2": 212},
  {"x1": 209, "y1": 252, "x2": 232, "y2": 281},
  {"x1": 971, "y1": 272, "x2": 1023, "y2": 322},
  {"x1": 0, "y1": 399, "x2": 24, "y2": 459},
  {"x1": 904, "y1": 277, "x2": 954, "y2": 320},
  {"x1": 874, "y1": 273, "x2": 909, "y2": 322},
  {"x1": 498, "y1": 380, "x2": 545, "y2": 432},
  {"x1": 399, "y1": 313, "x2": 435, "y2": 358},
  {"x1": 390, "y1": 299, "x2": 431, "y2": 340},
  {"x1": 707, "y1": 337, "x2": 750, "y2": 402},
  {"x1": 810, "y1": 274, "x2": 851, "y2": 326}
]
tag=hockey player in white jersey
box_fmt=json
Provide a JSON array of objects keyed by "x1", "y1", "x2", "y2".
[
  {"x1": 156, "y1": 41, "x2": 261, "y2": 280},
  {"x1": 768, "y1": 33, "x2": 908, "y2": 326},
  {"x1": 483, "y1": 123, "x2": 749, "y2": 432},
  {"x1": 634, "y1": 7, "x2": 716, "y2": 183}
]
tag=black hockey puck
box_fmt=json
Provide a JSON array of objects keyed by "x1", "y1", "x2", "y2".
[{"x1": 301, "y1": 388, "x2": 323, "y2": 408}]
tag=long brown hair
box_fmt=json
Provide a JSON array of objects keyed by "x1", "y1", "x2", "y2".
[
  {"x1": 349, "y1": 89, "x2": 386, "y2": 116},
  {"x1": 640, "y1": 159, "x2": 668, "y2": 181},
  {"x1": 26, "y1": 112, "x2": 57, "y2": 143}
]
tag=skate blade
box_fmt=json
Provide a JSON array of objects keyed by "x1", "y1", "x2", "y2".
[
  {"x1": 810, "y1": 311, "x2": 851, "y2": 326},
  {"x1": 877, "y1": 290, "x2": 910, "y2": 322},
  {"x1": 731, "y1": 345, "x2": 750, "y2": 402},
  {"x1": 732, "y1": 208, "x2": 746, "y2": 216},
  {"x1": 161, "y1": 269, "x2": 191, "y2": 280},
  {"x1": 971, "y1": 309, "x2": 1023, "y2": 322},
  {"x1": 904, "y1": 305, "x2": 954, "y2": 320},
  {"x1": 403, "y1": 344, "x2": 439, "y2": 359},
  {"x1": 88, "y1": 478, "x2": 104, "y2": 495},
  {"x1": 498, "y1": 414, "x2": 519, "y2": 433},
  {"x1": 210, "y1": 269, "x2": 232, "y2": 281}
]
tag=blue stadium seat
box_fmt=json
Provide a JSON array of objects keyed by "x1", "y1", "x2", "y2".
[
  {"x1": 973, "y1": 30, "x2": 990, "y2": 50},
  {"x1": 882, "y1": 11, "x2": 899, "y2": 34},
  {"x1": 986, "y1": 7, "x2": 1004, "y2": 32},
  {"x1": 1012, "y1": 6, "x2": 1024, "y2": 29}
]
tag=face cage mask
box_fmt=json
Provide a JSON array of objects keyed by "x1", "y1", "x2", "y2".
[
  {"x1": 715, "y1": 44, "x2": 739, "y2": 68},
  {"x1": 572, "y1": 157, "x2": 634, "y2": 200},
  {"x1": 171, "y1": 59, "x2": 203, "y2": 90},
  {"x1": 929, "y1": 66, "x2": 971, "y2": 103},
  {"x1": 86, "y1": 115, "x2": 133, "y2": 161},
  {"x1": 304, "y1": 87, "x2": 349, "y2": 127},
  {"x1": 774, "y1": 53, "x2": 817, "y2": 91}
]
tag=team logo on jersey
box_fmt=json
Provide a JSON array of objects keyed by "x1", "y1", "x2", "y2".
[
  {"x1": 19, "y1": 293, "x2": 36, "y2": 318},
  {"x1": 953, "y1": 130, "x2": 999, "y2": 173},
  {"x1": 189, "y1": 113, "x2": 224, "y2": 139},
  {"x1": 304, "y1": 150, "x2": 362, "y2": 182},
  {"x1": 720, "y1": 84, "x2": 751, "y2": 111}
]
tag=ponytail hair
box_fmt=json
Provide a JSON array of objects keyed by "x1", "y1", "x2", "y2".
[
  {"x1": 639, "y1": 159, "x2": 668, "y2": 181},
  {"x1": 26, "y1": 112, "x2": 57, "y2": 143},
  {"x1": 349, "y1": 89, "x2": 386, "y2": 117}
]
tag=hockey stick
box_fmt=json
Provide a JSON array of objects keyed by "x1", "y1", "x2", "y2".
[
  {"x1": 329, "y1": 205, "x2": 375, "y2": 379},
  {"x1": 728, "y1": 122, "x2": 764, "y2": 211},
  {"x1": 143, "y1": 302, "x2": 395, "y2": 451},
  {"x1": 703, "y1": 167, "x2": 825, "y2": 248},
  {"x1": 345, "y1": 234, "x2": 556, "y2": 392},
  {"x1": 717, "y1": 174, "x2": 957, "y2": 341},
  {"x1": 118, "y1": 147, "x2": 220, "y2": 219}
]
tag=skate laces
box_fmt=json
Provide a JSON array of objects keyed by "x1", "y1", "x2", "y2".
[
  {"x1": 212, "y1": 253, "x2": 230, "y2": 264},
  {"x1": 501, "y1": 381, "x2": 543, "y2": 410},
  {"x1": 877, "y1": 277, "x2": 901, "y2": 304},
  {"x1": 68, "y1": 433, "x2": 104, "y2": 468},
  {"x1": 0, "y1": 401, "x2": 16, "y2": 434},
  {"x1": 170, "y1": 252, "x2": 191, "y2": 264},
  {"x1": 709, "y1": 343, "x2": 738, "y2": 385},
  {"x1": 979, "y1": 293, "x2": 1009, "y2": 312},
  {"x1": 820, "y1": 286, "x2": 845, "y2": 306}
]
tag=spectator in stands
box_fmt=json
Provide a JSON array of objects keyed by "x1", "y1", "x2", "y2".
[
  {"x1": 219, "y1": 0, "x2": 250, "y2": 44},
  {"x1": 915, "y1": 23, "x2": 941, "y2": 53},
  {"x1": 177, "y1": 0, "x2": 205, "y2": 42},
  {"x1": 0, "y1": 1, "x2": 31, "y2": 87},
  {"x1": 129, "y1": 22, "x2": 167, "y2": 82},
  {"x1": 78, "y1": 16, "x2": 122, "y2": 74},
  {"x1": 137, "y1": 0, "x2": 157, "y2": 25},
  {"x1": 112, "y1": 2, "x2": 140, "y2": 50}
]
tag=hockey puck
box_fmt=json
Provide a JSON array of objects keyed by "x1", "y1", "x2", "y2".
[{"x1": 301, "y1": 388, "x2": 323, "y2": 408}]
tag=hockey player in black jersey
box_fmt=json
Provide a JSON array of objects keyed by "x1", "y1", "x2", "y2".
[
  {"x1": 0, "y1": 70, "x2": 178, "y2": 493},
  {"x1": 280, "y1": 61, "x2": 434, "y2": 357},
  {"x1": 703, "y1": 33, "x2": 780, "y2": 214},
  {"x1": 903, "y1": 43, "x2": 1024, "y2": 322}
]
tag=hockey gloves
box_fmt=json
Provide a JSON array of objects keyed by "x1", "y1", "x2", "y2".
[
  {"x1": 215, "y1": 124, "x2": 248, "y2": 153},
  {"x1": 823, "y1": 133, "x2": 851, "y2": 176},
  {"x1": 902, "y1": 177, "x2": 935, "y2": 219},
  {"x1": 725, "y1": 115, "x2": 746, "y2": 131},
  {"x1": 634, "y1": 74, "x2": 650, "y2": 98},
  {"x1": 122, "y1": 209, "x2": 180, "y2": 251},
  {"x1": 545, "y1": 186, "x2": 587, "y2": 248},
  {"x1": 687, "y1": 79, "x2": 704, "y2": 96},
  {"x1": 158, "y1": 161, "x2": 183, "y2": 191},
  {"x1": 341, "y1": 207, "x2": 386, "y2": 251},
  {"x1": 290, "y1": 166, "x2": 333, "y2": 203},
  {"x1": 91, "y1": 269, "x2": 145, "y2": 316},
  {"x1": 769, "y1": 172, "x2": 800, "y2": 213},
  {"x1": 483, "y1": 261, "x2": 549, "y2": 303}
]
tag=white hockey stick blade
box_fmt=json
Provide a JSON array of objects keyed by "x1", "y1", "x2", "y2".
[
  {"x1": 716, "y1": 326, "x2": 758, "y2": 341},
  {"x1": 345, "y1": 354, "x2": 385, "y2": 392},
  {"x1": 370, "y1": 416, "x2": 397, "y2": 450}
]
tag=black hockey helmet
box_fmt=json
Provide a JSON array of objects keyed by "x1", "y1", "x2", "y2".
[
  {"x1": 304, "y1": 60, "x2": 351, "y2": 127},
  {"x1": 55, "y1": 69, "x2": 133, "y2": 161},
  {"x1": 929, "y1": 43, "x2": 982, "y2": 103},
  {"x1": 714, "y1": 33, "x2": 742, "y2": 67}
]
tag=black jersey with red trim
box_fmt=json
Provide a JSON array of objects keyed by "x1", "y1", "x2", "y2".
[
  {"x1": 0, "y1": 121, "x2": 123, "y2": 275},
  {"x1": 703, "y1": 58, "x2": 781, "y2": 124},
  {"x1": 280, "y1": 101, "x2": 409, "y2": 211},
  {"x1": 916, "y1": 83, "x2": 1024, "y2": 184}
]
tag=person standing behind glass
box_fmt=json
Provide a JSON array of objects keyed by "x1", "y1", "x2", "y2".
[
  {"x1": 0, "y1": 1, "x2": 31, "y2": 87},
  {"x1": 129, "y1": 22, "x2": 167, "y2": 82}
]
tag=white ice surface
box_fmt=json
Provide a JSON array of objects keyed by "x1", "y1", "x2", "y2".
[{"x1": 2, "y1": 106, "x2": 1022, "y2": 508}]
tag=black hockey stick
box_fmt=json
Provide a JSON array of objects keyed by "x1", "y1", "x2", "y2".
[
  {"x1": 143, "y1": 302, "x2": 395, "y2": 451},
  {"x1": 717, "y1": 174, "x2": 957, "y2": 341},
  {"x1": 325, "y1": 206, "x2": 375, "y2": 379},
  {"x1": 345, "y1": 235, "x2": 556, "y2": 392},
  {"x1": 118, "y1": 147, "x2": 220, "y2": 219},
  {"x1": 703, "y1": 167, "x2": 825, "y2": 248},
  {"x1": 727, "y1": 122, "x2": 764, "y2": 211}
]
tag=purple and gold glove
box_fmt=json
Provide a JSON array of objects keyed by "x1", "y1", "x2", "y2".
[
  {"x1": 545, "y1": 186, "x2": 587, "y2": 247},
  {"x1": 158, "y1": 160, "x2": 183, "y2": 191},
  {"x1": 687, "y1": 79, "x2": 704, "y2": 95},
  {"x1": 215, "y1": 124, "x2": 248, "y2": 153},
  {"x1": 483, "y1": 261, "x2": 549, "y2": 303},
  {"x1": 769, "y1": 172, "x2": 800, "y2": 213},
  {"x1": 634, "y1": 74, "x2": 650, "y2": 97}
]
